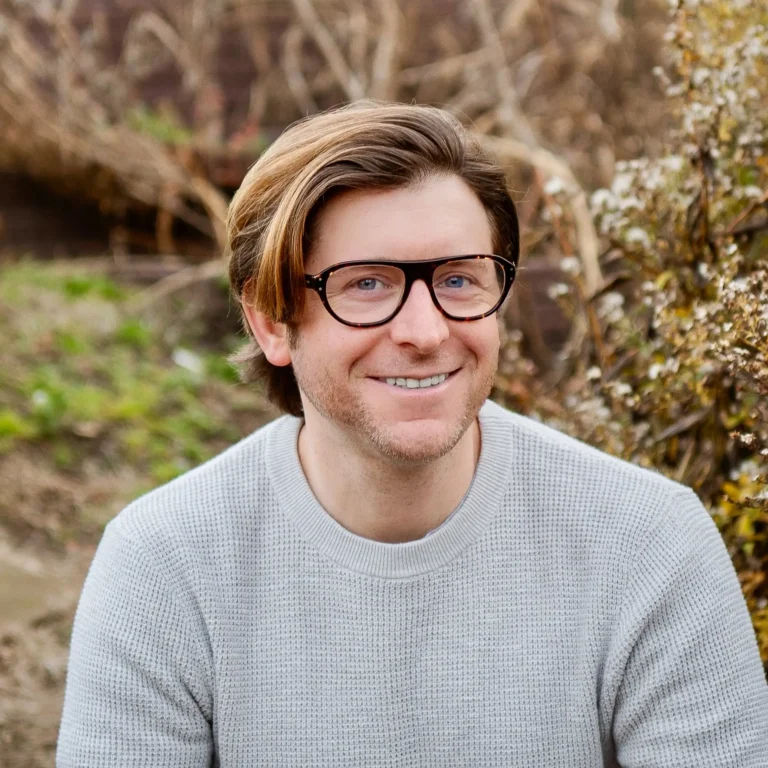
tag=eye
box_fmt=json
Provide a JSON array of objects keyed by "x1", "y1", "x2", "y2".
[
  {"x1": 341, "y1": 272, "x2": 397, "y2": 292},
  {"x1": 437, "y1": 273, "x2": 474, "y2": 289}
]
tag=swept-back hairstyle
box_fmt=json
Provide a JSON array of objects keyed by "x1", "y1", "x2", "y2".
[{"x1": 227, "y1": 100, "x2": 519, "y2": 417}]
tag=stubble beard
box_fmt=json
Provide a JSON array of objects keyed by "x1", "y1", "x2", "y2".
[{"x1": 290, "y1": 343, "x2": 498, "y2": 467}]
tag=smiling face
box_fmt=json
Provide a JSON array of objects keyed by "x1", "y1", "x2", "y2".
[{"x1": 270, "y1": 174, "x2": 501, "y2": 465}]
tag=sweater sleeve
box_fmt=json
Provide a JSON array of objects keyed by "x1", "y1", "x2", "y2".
[
  {"x1": 56, "y1": 521, "x2": 214, "y2": 767},
  {"x1": 605, "y1": 489, "x2": 768, "y2": 767}
]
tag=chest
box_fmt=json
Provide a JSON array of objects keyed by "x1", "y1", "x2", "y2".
[{"x1": 209, "y1": 565, "x2": 611, "y2": 766}]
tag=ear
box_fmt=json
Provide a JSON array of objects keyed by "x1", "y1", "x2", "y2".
[{"x1": 242, "y1": 303, "x2": 293, "y2": 367}]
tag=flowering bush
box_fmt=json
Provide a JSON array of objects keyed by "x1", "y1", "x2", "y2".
[{"x1": 531, "y1": 0, "x2": 768, "y2": 663}]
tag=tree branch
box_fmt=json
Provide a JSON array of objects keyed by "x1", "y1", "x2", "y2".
[{"x1": 291, "y1": 0, "x2": 365, "y2": 101}]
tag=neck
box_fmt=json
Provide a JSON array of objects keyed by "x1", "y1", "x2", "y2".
[{"x1": 297, "y1": 418, "x2": 481, "y2": 543}]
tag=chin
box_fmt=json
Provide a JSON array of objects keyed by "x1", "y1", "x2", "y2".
[{"x1": 364, "y1": 418, "x2": 470, "y2": 467}]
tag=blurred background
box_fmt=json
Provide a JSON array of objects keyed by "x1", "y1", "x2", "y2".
[{"x1": 0, "y1": 0, "x2": 766, "y2": 764}]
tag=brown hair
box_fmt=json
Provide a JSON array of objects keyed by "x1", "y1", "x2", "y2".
[{"x1": 227, "y1": 100, "x2": 519, "y2": 417}]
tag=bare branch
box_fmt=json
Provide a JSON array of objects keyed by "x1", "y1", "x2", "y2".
[
  {"x1": 125, "y1": 11, "x2": 205, "y2": 92},
  {"x1": 598, "y1": 0, "x2": 622, "y2": 43},
  {"x1": 482, "y1": 135, "x2": 602, "y2": 294},
  {"x1": 282, "y1": 26, "x2": 319, "y2": 115},
  {"x1": 369, "y1": 0, "x2": 401, "y2": 100},
  {"x1": 466, "y1": 0, "x2": 602, "y2": 292},
  {"x1": 126, "y1": 258, "x2": 225, "y2": 314},
  {"x1": 188, "y1": 175, "x2": 229, "y2": 251},
  {"x1": 469, "y1": 0, "x2": 537, "y2": 146},
  {"x1": 500, "y1": 0, "x2": 538, "y2": 37},
  {"x1": 398, "y1": 49, "x2": 490, "y2": 87},
  {"x1": 348, "y1": 5, "x2": 369, "y2": 88},
  {"x1": 291, "y1": 0, "x2": 365, "y2": 101}
]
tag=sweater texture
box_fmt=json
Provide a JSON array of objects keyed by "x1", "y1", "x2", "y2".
[{"x1": 57, "y1": 400, "x2": 768, "y2": 766}]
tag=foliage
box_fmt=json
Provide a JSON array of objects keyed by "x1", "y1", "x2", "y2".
[
  {"x1": 126, "y1": 105, "x2": 195, "y2": 147},
  {"x1": 0, "y1": 260, "x2": 274, "y2": 548},
  {"x1": 499, "y1": 0, "x2": 768, "y2": 664}
]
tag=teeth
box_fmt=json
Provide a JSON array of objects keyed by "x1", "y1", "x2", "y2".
[{"x1": 384, "y1": 373, "x2": 448, "y2": 389}]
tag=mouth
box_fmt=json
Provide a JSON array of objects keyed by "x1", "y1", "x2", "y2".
[{"x1": 375, "y1": 371, "x2": 454, "y2": 390}]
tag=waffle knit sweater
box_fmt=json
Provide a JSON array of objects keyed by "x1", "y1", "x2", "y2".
[{"x1": 57, "y1": 400, "x2": 768, "y2": 767}]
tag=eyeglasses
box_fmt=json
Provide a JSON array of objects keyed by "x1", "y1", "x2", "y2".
[{"x1": 304, "y1": 254, "x2": 516, "y2": 328}]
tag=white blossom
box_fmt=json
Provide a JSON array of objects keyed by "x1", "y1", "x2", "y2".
[
  {"x1": 590, "y1": 188, "x2": 615, "y2": 210},
  {"x1": 544, "y1": 177, "x2": 566, "y2": 196},
  {"x1": 586, "y1": 366, "x2": 602, "y2": 381},
  {"x1": 31, "y1": 390, "x2": 50, "y2": 408},
  {"x1": 547, "y1": 283, "x2": 570, "y2": 299},
  {"x1": 625, "y1": 227, "x2": 651, "y2": 249},
  {"x1": 172, "y1": 348, "x2": 204, "y2": 375},
  {"x1": 560, "y1": 257, "x2": 581, "y2": 276}
]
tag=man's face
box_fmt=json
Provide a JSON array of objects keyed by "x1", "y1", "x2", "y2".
[{"x1": 290, "y1": 174, "x2": 501, "y2": 466}]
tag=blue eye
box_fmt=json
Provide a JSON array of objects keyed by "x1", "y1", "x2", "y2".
[
  {"x1": 437, "y1": 274, "x2": 475, "y2": 290},
  {"x1": 357, "y1": 278, "x2": 379, "y2": 291}
]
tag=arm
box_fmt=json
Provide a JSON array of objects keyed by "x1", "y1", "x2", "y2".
[
  {"x1": 603, "y1": 489, "x2": 768, "y2": 767},
  {"x1": 57, "y1": 522, "x2": 213, "y2": 767}
]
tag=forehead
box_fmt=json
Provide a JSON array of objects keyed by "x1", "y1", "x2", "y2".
[{"x1": 306, "y1": 174, "x2": 494, "y2": 272}]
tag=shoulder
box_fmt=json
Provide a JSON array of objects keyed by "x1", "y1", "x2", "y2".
[
  {"x1": 108, "y1": 414, "x2": 296, "y2": 562},
  {"x1": 480, "y1": 399, "x2": 709, "y2": 555}
]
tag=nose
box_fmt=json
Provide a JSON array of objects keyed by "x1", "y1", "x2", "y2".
[{"x1": 387, "y1": 280, "x2": 449, "y2": 352}]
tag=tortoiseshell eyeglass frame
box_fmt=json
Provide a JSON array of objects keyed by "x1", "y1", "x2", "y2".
[{"x1": 303, "y1": 254, "x2": 517, "y2": 328}]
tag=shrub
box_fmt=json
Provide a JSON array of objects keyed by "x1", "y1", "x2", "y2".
[{"x1": 532, "y1": 0, "x2": 768, "y2": 664}]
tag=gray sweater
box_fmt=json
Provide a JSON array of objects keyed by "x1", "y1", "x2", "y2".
[{"x1": 57, "y1": 400, "x2": 768, "y2": 767}]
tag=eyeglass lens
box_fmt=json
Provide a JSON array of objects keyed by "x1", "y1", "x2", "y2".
[{"x1": 324, "y1": 258, "x2": 506, "y2": 324}]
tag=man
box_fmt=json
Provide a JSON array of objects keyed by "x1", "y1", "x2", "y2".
[{"x1": 57, "y1": 102, "x2": 768, "y2": 767}]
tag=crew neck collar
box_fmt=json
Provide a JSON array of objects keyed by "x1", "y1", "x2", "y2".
[{"x1": 265, "y1": 400, "x2": 514, "y2": 579}]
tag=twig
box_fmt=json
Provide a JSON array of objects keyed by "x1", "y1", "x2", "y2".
[
  {"x1": 188, "y1": 175, "x2": 229, "y2": 251},
  {"x1": 729, "y1": 219, "x2": 768, "y2": 238},
  {"x1": 126, "y1": 11, "x2": 205, "y2": 92},
  {"x1": 537, "y1": 168, "x2": 608, "y2": 369},
  {"x1": 724, "y1": 190, "x2": 768, "y2": 235},
  {"x1": 481, "y1": 135, "x2": 603, "y2": 294},
  {"x1": 598, "y1": 0, "x2": 622, "y2": 42},
  {"x1": 126, "y1": 258, "x2": 225, "y2": 313},
  {"x1": 369, "y1": 0, "x2": 401, "y2": 100},
  {"x1": 500, "y1": 0, "x2": 538, "y2": 36},
  {"x1": 348, "y1": 5, "x2": 369, "y2": 86},
  {"x1": 468, "y1": 0, "x2": 602, "y2": 296},
  {"x1": 291, "y1": 0, "x2": 365, "y2": 101},
  {"x1": 513, "y1": 45, "x2": 551, "y2": 101},
  {"x1": 469, "y1": 0, "x2": 537, "y2": 146},
  {"x1": 654, "y1": 406, "x2": 714, "y2": 443},
  {"x1": 282, "y1": 26, "x2": 319, "y2": 115},
  {"x1": 398, "y1": 49, "x2": 490, "y2": 87},
  {"x1": 584, "y1": 271, "x2": 634, "y2": 303},
  {"x1": 444, "y1": 78, "x2": 495, "y2": 118},
  {"x1": 674, "y1": 437, "x2": 697, "y2": 483}
]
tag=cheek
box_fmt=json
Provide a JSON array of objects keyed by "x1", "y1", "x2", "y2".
[
  {"x1": 459, "y1": 318, "x2": 500, "y2": 359},
  {"x1": 289, "y1": 309, "x2": 383, "y2": 373}
]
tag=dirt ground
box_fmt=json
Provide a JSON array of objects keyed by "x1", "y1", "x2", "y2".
[{"x1": 0, "y1": 536, "x2": 89, "y2": 768}]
